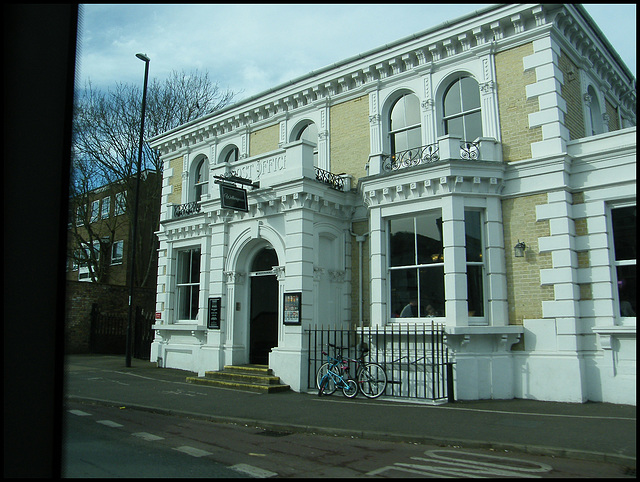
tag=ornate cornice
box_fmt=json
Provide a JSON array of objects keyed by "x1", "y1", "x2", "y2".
[{"x1": 151, "y1": 4, "x2": 604, "y2": 155}]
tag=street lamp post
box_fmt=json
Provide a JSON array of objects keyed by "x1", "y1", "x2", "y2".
[{"x1": 126, "y1": 53, "x2": 150, "y2": 367}]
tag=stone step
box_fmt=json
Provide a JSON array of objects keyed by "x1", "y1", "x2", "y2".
[{"x1": 186, "y1": 364, "x2": 290, "y2": 393}]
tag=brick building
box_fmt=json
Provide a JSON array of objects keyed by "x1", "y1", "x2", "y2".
[{"x1": 149, "y1": 4, "x2": 636, "y2": 404}]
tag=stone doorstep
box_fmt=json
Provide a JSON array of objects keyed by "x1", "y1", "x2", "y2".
[{"x1": 186, "y1": 364, "x2": 290, "y2": 393}]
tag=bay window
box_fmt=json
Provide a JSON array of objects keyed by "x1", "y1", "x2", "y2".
[
  {"x1": 465, "y1": 210, "x2": 485, "y2": 317},
  {"x1": 389, "y1": 211, "x2": 445, "y2": 318},
  {"x1": 611, "y1": 205, "x2": 636, "y2": 319}
]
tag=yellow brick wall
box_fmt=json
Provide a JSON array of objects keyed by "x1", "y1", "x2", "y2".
[
  {"x1": 329, "y1": 95, "x2": 370, "y2": 180},
  {"x1": 605, "y1": 99, "x2": 620, "y2": 132},
  {"x1": 502, "y1": 193, "x2": 554, "y2": 325},
  {"x1": 558, "y1": 51, "x2": 584, "y2": 141},
  {"x1": 495, "y1": 42, "x2": 543, "y2": 161},
  {"x1": 167, "y1": 156, "x2": 183, "y2": 205},
  {"x1": 250, "y1": 124, "x2": 280, "y2": 157}
]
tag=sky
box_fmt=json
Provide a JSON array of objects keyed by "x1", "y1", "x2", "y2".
[{"x1": 76, "y1": 4, "x2": 636, "y2": 102}]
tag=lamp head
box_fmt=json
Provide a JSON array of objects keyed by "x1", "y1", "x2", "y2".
[{"x1": 136, "y1": 53, "x2": 150, "y2": 62}]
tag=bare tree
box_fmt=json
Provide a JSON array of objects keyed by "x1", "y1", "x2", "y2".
[{"x1": 69, "y1": 69, "x2": 238, "y2": 287}]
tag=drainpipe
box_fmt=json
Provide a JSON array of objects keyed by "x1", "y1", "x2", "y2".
[{"x1": 350, "y1": 227, "x2": 369, "y2": 329}]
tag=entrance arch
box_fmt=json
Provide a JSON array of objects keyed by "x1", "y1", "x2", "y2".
[{"x1": 249, "y1": 246, "x2": 279, "y2": 365}]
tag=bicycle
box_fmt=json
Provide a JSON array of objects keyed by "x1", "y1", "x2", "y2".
[
  {"x1": 316, "y1": 344, "x2": 358, "y2": 398},
  {"x1": 316, "y1": 343, "x2": 387, "y2": 398}
]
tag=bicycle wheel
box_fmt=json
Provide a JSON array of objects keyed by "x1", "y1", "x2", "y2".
[
  {"x1": 357, "y1": 363, "x2": 387, "y2": 398},
  {"x1": 318, "y1": 374, "x2": 336, "y2": 397},
  {"x1": 342, "y1": 378, "x2": 358, "y2": 398},
  {"x1": 315, "y1": 363, "x2": 332, "y2": 388}
]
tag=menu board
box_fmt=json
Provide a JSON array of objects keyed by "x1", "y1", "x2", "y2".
[
  {"x1": 208, "y1": 297, "x2": 221, "y2": 329},
  {"x1": 283, "y1": 292, "x2": 302, "y2": 325}
]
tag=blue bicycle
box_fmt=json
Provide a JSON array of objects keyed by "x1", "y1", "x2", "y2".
[{"x1": 316, "y1": 344, "x2": 358, "y2": 398}]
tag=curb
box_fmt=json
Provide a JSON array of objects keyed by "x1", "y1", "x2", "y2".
[{"x1": 64, "y1": 395, "x2": 636, "y2": 468}]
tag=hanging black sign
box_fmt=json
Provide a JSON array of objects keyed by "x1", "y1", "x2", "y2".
[
  {"x1": 219, "y1": 183, "x2": 248, "y2": 212},
  {"x1": 208, "y1": 297, "x2": 221, "y2": 329}
]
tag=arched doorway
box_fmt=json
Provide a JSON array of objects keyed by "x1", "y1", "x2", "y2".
[{"x1": 249, "y1": 246, "x2": 279, "y2": 365}]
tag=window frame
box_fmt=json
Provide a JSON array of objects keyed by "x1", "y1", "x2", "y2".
[
  {"x1": 464, "y1": 209, "x2": 486, "y2": 320},
  {"x1": 609, "y1": 203, "x2": 636, "y2": 324},
  {"x1": 111, "y1": 240, "x2": 124, "y2": 265},
  {"x1": 101, "y1": 196, "x2": 110, "y2": 219},
  {"x1": 175, "y1": 247, "x2": 201, "y2": 322},
  {"x1": 442, "y1": 75, "x2": 482, "y2": 142},
  {"x1": 388, "y1": 92, "x2": 422, "y2": 156},
  {"x1": 114, "y1": 192, "x2": 126, "y2": 216},
  {"x1": 193, "y1": 157, "x2": 209, "y2": 203},
  {"x1": 388, "y1": 211, "x2": 445, "y2": 320}
]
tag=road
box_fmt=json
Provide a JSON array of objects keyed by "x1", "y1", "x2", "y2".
[{"x1": 63, "y1": 400, "x2": 634, "y2": 478}]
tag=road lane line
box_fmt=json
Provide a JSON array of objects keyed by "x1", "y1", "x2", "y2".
[
  {"x1": 96, "y1": 420, "x2": 124, "y2": 428},
  {"x1": 173, "y1": 446, "x2": 213, "y2": 458},
  {"x1": 230, "y1": 463, "x2": 278, "y2": 478},
  {"x1": 132, "y1": 432, "x2": 165, "y2": 441}
]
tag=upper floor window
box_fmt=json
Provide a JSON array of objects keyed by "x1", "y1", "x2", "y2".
[
  {"x1": 443, "y1": 76, "x2": 482, "y2": 142},
  {"x1": 611, "y1": 205, "x2": 636, "y2": 319},
  {"x1": 101, "y1": 196, "x2": 110, "y2": 219},
  {"x1": 222, "y1": 145, "x2": 239, "y2": 164},
  {"x1": 586, "y1": 85, "x2": 604, "y2": 136},
  {"x1": 389, "y1": 92, "x2": 421, "y2": 155},
  {"x1": 90, "y1": 200, "x2": 100, "y2": 223},
  {"x1": 114, "y1": 192, "x2": 126, "y2": 216},
  {"x1": 295, "y1": 121, "x2": 318, "y2": 166},
  {"x1": 194, "y1": 157, "x2": 208, "y2": 202}
]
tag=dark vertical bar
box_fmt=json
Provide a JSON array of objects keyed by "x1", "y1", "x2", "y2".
[{"x1": 422, "y1": 322, "x2": 427, "y2": 400}]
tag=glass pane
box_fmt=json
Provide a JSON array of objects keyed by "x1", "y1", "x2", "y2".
[
  {"x1": 391, "y1": 269, "x2": 418, "y2": 318},
  {"x1": 224, "y1": 147, "x2": 238, "y2": 163},
  {"x1": 465, "y1": 211, "x2": 483, "y2": 262},
  {"x1": 416, "y1": 212, "x2": 443, "y2": 265},
  {"x1": 445, "y1": 116, "x2": 463, "y2": 137},
  {"x1": 189, "y1": 285, "x2": 199, "y2": 320},
  {"x1": 464, "y1": 111, "x2": 483, "y2": 142},
  {"x1": 390, "y1": 218, "x2": 416, "y2": 267},
  {"x1": 443, "y1": 80, "x2": 461, "y2": 117},
  {"x1": 467, "y1": 265, "x2": 484, "y2": 316},
  {"x1": 419, "y1": 266, "x2": 445, "y2": 317},
  {"x1": 404, "y1": 93, "x2": 421, "y2": 126},
  {"x1": 406, "y1": 126, "x2": 422, "y2": 151},
  {"x1": 612, "y1": 206, "x2": 636, "y2": 261},
  {"x1": 617, "y1": 265, "x2": 636, "y2": 317},
  {"x1": 177, "y1": 251, "x2": 190, "y2": 284},
  {"x1": 390, "y1": 97, "x2": 405, "y2": 131},
  {"x1": 190, "y1": 249, "x2": 201, "y2": 283},
  {"x1": 298, "y1": 123, "x2": 318, "y2": 145},
  {"x1": 392, "y1": 130, "x2": 409, "y2": 153},
  {"x1": 460, "y1": 76, "x2": 480, "y2": 110},
  {"x1": 251, "y1": 247, "x2": 279, "y2": 272}
]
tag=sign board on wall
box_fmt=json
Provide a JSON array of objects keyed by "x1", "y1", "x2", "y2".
[
  {"x1": 208, "y1": 297, "x2": 221, "y2": 329},
  {"x1": 219, "y1": 184, "x2": 248, "y2": 212},
  {"x1": 283, "y1": 292, "x2": 302, "y2": 325}
]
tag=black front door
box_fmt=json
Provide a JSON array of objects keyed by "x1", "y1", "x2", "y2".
[{"x1": 249, "y1": 275, "x2": 278, "y2": 365}]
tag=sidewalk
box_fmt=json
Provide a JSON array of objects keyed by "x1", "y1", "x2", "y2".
[{"x1": 64, "y1": 354, "x2": 636, "y2": 467}]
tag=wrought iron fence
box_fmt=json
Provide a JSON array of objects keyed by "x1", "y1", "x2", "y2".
[
  {"x1": 382, "y1": 143, "x2": 440, "y2": 172},
  {"x1": 174, "y1": 201, "x2": 201, "y2": 218},
  {"x1": 315, "y1": 167, "x2": 345, "y2": 191},
  {"x1": 306, "y1": 322, "x2": 453, "y2": 402}
]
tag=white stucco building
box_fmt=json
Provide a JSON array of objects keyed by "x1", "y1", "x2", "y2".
[{"x1": 149, "y1": 4, "x2": 636, "y2": 405}]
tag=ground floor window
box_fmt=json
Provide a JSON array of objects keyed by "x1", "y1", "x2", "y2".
[
  {"x1": 176, "y1": 247, "x2": 201, "y2": 321},
  {"x1": 389, "y1": 211, "x2": 445, "y2": 318},
  {"x1": 465, "y1": 210, "x2": 485, "y2": 317},
  {"x1": 611, "y1": 204, "x2": 636, "y2": 318}
]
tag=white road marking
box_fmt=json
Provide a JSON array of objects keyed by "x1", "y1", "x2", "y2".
[
  {"x1": 230, "y1": 463, "x2": 278, "y2": 478},
  {"x1": 132, "y1": 432, "x2": 165, "y2": 441},
  {"x1": 96, "y1": 420, "x2": 124, "y2": 428},
  {"x1": 366, "y1": 449, "x2": 553, "y2": 478},
  {"x1": 68, "y1": 409, "x2": 92, "y2": 416},
  {"x1": 173, "y1": 446, "x2": 213, "y2": 458}
]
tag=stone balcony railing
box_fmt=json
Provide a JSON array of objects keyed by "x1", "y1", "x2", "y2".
[{"x1": 370, "y1": 135, "x2": 502, "y2": 176}]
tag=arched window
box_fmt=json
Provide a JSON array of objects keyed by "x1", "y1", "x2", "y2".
[
  {"x1": 586, "y1": 86, "x2": 603, "y2": 136},
  {"x1": 222, "y1": 145, "x2": 239, "y2": 164},
  {"x1": 295, "y1": 122, "x2": 318, "y2": 166},
  {"x1": 194, "y1": 158, "x2": 208, "y2": 202},
  {"x1": 389, "y1": 93, "x2": 421, "y2": 155},
  {"x1": 443, "y1": 76, "x2": 482, "y2": 142}
]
